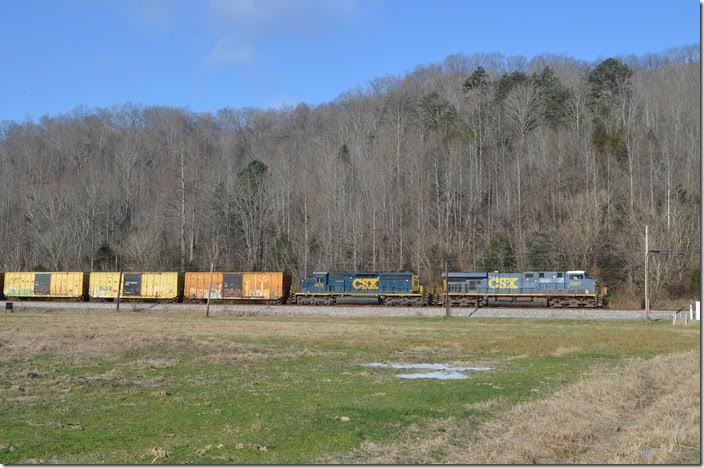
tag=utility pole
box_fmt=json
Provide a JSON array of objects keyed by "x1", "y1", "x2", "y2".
[
  {"x1": 206, "y1": 262, "x2": 214, "y2": 318},
  {"x1": 645, "y1": 225, "x2": 649, "y2": 320}
]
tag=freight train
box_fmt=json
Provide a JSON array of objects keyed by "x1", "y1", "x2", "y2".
[{"x1": 0, "y1": 269, "x2": 608, "y2": 308}]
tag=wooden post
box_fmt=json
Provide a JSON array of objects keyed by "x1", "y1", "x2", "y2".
[
  {"x1": 444, "y1": 260, "x2": 450, "y2": 318},
  {"x1": 645, "y1": 225, "x2": 649, "y2": 320},
  {"x1": 116, "y1": 271, "x2": 123, "y2": 312},
  {"x1": 206, "y1": 262, "x2": 214, "y2": 318}
]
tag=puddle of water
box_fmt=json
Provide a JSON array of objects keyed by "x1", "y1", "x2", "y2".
[
  {"x1": 397, "y1": 371, "x2": 468, "y2": 380},
  {"x1": 364, "y1": 362, "x2": 493, "y2": 380},
  {"x1": 365, "y1": 362, "x2": 492, "y2": 372}
]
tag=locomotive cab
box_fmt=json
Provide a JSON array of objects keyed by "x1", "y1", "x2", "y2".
[
  {"x1": 567, "y1": 270, "x2": 586, "y2": 280},
  {"x1": 301, "y1": 272, "x2": 329, "y2": 292}
]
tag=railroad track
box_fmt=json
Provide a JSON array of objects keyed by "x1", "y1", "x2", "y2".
[{"x1": 0, "y1": 300, "x2": 685, "y2": 320}]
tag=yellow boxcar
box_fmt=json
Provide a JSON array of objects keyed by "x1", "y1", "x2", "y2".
[
  {"x1": 4, "y1": 272, "x2": 86, "y2": 299},
  {"x1": 184, "y1": 271, "x2": 290, "y2": 302},
  {"x1": 89, "y1": 272, "x2": 180, "y2": 301}
]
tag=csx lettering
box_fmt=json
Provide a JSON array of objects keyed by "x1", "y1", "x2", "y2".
[
  {"x1": 352, "y1": 278, "x2": 379, "y2": 289},
  {"x1": 488, "y1": 277, "x2": 519, "y2": 289}
]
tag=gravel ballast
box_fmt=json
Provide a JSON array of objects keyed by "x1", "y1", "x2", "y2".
[{"x1": 0, "y1": 300, "x2": 685, "y2": 320}]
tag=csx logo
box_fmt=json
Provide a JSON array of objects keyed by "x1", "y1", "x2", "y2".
[
  {"x1": 488, "y1": 277, "x2": 519, "y2": 289},
  {"x1": 352, "y1": 278, "x2": 379, "y2": 289}
]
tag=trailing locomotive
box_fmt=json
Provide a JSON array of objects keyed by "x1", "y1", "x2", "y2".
[
  {"x1": 292, "y1": 271, "x2": 427, "y2": 305},
  {"x1": 436, "y1": 270, "x2": 608, "y2": 308}
]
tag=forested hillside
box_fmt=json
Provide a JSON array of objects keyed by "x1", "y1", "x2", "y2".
[{"x1": 0, "y1": 46, "x2": 699, "y2": 301}]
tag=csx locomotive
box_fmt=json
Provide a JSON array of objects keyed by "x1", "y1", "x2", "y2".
[
  {"x1": 0, "y1": 269, "x2": 608, "y2": 308},
  {"x1": 436, "y1": 270, "x2": 608, "y2": 308},
  {"x1": 292, "y1": 271, "x2": 426, "y2": 305}
]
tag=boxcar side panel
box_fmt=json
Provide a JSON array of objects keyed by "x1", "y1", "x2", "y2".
[
  {"x1": 184, "y1": 272, "x2": 224, "y2": 300},
  {"x1": 48, "y1": 272, "x2": 84, "y2": 298},
  {"x1": 4, "y1": 272, "x2": 36, "y2": 297},
  {"x1": 89, "y1": 272, "x2": 121, "y2": 299},
  {"x1": 243, "y1": 272, "x2": 280, "y2": 299},
  {"x1": 141, "y1": 273, "x2": 179, "y2": 300}
]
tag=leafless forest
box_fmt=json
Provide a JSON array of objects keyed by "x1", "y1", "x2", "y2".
[{"x1": 0, "y1": 46, "x2": 699, "y2": 300}]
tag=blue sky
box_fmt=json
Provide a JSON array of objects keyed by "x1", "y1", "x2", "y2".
[{"x1": 0, "y1": 0, "x2": 698, "y2": 122}]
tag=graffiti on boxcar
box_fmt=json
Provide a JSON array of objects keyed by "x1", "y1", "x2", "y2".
[{"x1": 5, "y1": 288, "x2": 34, "y2": 296}]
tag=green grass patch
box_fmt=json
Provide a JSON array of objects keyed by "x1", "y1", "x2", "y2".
[{"x1": 0, "y1": 312, "x2": 699, "y2": 463}]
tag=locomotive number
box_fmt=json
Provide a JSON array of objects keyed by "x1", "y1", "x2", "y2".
[
  {"x1": 352, "y1": 278, "x2": 379, "y2": 289},
  {"x1": 487, "y1": 277, "x2": 519, "y2": 289}
]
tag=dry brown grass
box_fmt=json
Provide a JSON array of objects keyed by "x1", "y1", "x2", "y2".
[
  {"x1": 550, "y1": 346, "x2": 582, "y2": 357},
  {"x1": 0, "y1": 310, "x2": 330, "y2": 365},
  {"x1": 609, "y1": 286, "x2": 695, "y2": 311},
  {"x1": 342, "y1": 349, "x2": 701, "y2": 464},
  {"x1": 0, "y1": 309, "x2": 698, "y2": 370}
]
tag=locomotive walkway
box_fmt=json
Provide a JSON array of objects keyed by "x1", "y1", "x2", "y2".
[{"x1": 1, "y1": 300, "x2": 682, "y2": 320}]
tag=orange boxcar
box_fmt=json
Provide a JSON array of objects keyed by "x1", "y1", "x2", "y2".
[{"x1": 184, "y1": 272, "x2": 290, "y2": 302}]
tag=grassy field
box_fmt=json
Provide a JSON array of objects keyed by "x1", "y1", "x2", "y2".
[{"x1": 0, "y1": 310, "x2": 699, "y2": 464}]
